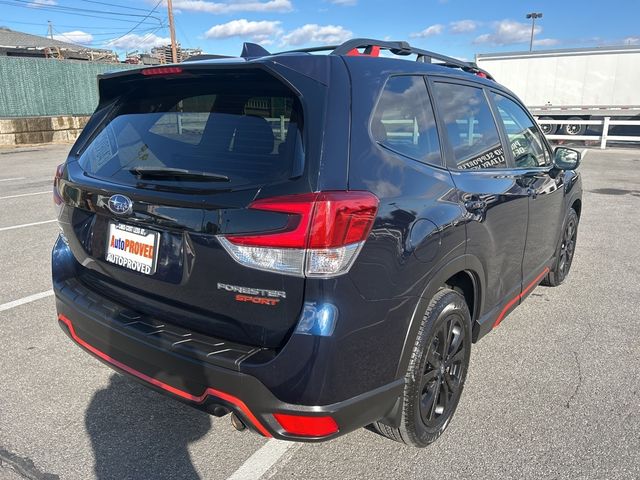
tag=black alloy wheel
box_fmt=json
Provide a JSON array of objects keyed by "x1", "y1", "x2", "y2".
[
  {"x1": 372, "y1": 288, "x2": 471, "y2": 447},
  {"x1": 558, "y1": 214, "x2": 577, "y2": 280},
  {"x1": 543, "y1": 208, "x2": 579, "y2": 287},
  {"x1": 420, "y1": 315, "x2": 466, "y2": 427}
]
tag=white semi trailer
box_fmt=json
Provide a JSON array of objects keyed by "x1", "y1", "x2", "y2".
[{"x1": 475, "y1": 46, "x2": 640, "y2": 136}]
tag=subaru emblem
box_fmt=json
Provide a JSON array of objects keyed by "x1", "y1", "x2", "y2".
[{"x1": 107, "y1": 194, "x2": 133, "y2": 215}]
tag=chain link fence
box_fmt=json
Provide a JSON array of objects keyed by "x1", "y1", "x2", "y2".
[{"x1": 0, "y1": 56, "x2": 137, "y2": 117}]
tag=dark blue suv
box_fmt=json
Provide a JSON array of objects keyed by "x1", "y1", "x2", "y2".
[{"x1": 52, "y1": 39, "x2": 582, "y2": 447}]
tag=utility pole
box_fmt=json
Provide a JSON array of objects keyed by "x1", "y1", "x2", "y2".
[
  {"x1": 526, "y1": 12, "x2": 543, "y2": 51},
  {"x1": 47, "y1": 20, "x2": 53, "y2": 40},
  {"x1": 166, "y1": 0, "x2": 178, "y2": 63}
]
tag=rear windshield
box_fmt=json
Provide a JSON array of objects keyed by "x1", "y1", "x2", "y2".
[{"x1": 78, "y1": 70, "x2": 304, "y2": 189}]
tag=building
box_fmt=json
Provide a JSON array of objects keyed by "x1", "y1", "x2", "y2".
[
  {"x1": 150, "y1": 44, "x2": 204, "y2": 63},
  {"x1": 0, "y1": 27, "x2": 117, "y2": 62}
]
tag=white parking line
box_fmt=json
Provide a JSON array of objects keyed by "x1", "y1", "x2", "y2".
[
  {"x1": 0, "y1": 219, "x2": 57, "y2": 232},
  {"x1": 0, "y1": 191, "x2": 50, "y2": 200},
  {"x1": 0, "y1": 290, "x2": 54, "y2": 313},
  {"x1": 225, "y1": 439, "x2": 297, "y2": 480},
  {"x1": 0, "y1": 177, "x2": 26, "y2": 182}
]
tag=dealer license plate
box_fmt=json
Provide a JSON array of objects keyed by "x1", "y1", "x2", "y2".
[{"x1": 105, "y1": 222, "x2": 160, "y2": 275}]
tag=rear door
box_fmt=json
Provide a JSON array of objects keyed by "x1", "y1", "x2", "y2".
[
  {"x1": 58, "y1": 67, "x2": 325, "y2": 348},
  {"x1": 489, "y1": 91, "x2": 565, "y2": 283},
  {"x1": 429, "y1": 79, "x2": 528, "y2": 328}
]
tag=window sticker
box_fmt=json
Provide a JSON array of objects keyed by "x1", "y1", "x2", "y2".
[
  {"x1": 458, "y1": 146, "x2": 506, "y2": 170},
  {"x1": 89, "y1": 124, "x2": 117, "y2": 173}
]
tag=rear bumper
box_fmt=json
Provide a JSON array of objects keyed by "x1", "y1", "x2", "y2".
[{"x1": 54, "y1": 274, "x2": 403, "y2": 442}]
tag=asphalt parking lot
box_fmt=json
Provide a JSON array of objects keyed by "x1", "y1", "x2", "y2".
[{"x1": 0, "y1": 144, "x2": 638, "y2": 480}]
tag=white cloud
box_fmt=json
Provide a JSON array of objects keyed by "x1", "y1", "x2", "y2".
[
  {"x1": 330, "y1": 0, "x2": 357, "y2": 5},
  {"x1": 280, "y1": 24, "x2": 352, "y2": 46},
  {"x1": 533, "y1": 38, "x2": 559, "y2": 47},
  {"x1": 410, "y1": 24, "x2": 445, "y2": 38},
  {"x1": 172, "y1": 0, "x2": 292, "y2": 14},
  {"x1": 624, "y1": 36, "x2": 640, "y2": 45},
  {"x1": 204, "y1": 19, "x2": 281, "y2": 42},
  {"x1": 106, "y1": 33, "x2": 171, "y2": 50},
  {"x1": 53, "y1": 30, "x2": 93, "y2": 45},
  {"x1": 450, "y1": 20, "x2": 478, "y2": 34},
  {"x1": 474, "y1": 19, "x2": 556, "y2": 47},
  {"x1": 27, "y1": 0, "x2": 56, "y2": 7}
]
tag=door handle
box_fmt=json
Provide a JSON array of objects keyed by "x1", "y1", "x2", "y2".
[{"x1": 464, "y1": 199, "x2": 487, "y2": 212}]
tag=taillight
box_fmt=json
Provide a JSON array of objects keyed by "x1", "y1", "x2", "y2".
[
  {"x1": 53, "y1": 163, "x2": 64, "y2": 208},
  {"x1": 273, "y1": 413, "x2": 339, "y2": 437},
  {"x1": 218, "y1": 191, "x2": 379, "y2": 277}
]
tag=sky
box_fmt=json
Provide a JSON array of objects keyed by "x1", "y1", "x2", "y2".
[{"x1": 2, "y1": 0, "x2": 640, "y2": 60}]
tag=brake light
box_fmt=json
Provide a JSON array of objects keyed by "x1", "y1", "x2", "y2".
[
  {"x1": 141, "y1": 66, "x2": 183, "y2": 76},
  {"x1": 273, "y1": 413, "x2": 339, "y2": 437},
  {"x1": 218, "y1": 191, "x2": 378, "y2": 277}
]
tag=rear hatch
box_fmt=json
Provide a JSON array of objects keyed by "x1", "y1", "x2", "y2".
[{"x1": 58, "y1": 63, "x2": 327, "y2": 348}]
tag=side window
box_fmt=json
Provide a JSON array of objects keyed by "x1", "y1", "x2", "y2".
[
  {"x1": 372, "y1": 76, "x2": 441, "y2": 166},
  {"x1": 432, "y1": 82, "x2": 507, "y2": 170},
  {"x1": 492, "y1": 93, "x2": 551, "y2": 168}
]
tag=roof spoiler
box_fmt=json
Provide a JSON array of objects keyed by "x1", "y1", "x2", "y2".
[{"x1": 241, "y1": 42, "x2": 271, "y2": 58}]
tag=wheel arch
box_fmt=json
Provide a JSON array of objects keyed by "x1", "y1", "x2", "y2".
[
  {"x1": 395, "y1": 254, "x2": 486, "y2": 379},
  {"x1": 380, "y1": 255, "x2": 485, "y2": 429},
  {"x1": 571, "y1": 198, "x2": 582, "y2": 218}
]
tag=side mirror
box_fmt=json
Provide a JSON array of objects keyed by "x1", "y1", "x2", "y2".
[{"x1": 554, "y1": 147, "x2": 581, "y2": 170}]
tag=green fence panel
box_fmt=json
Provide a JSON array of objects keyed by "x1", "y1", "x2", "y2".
[{"x1": 0, "y1": 56, "x2": 138, "y2": 117}]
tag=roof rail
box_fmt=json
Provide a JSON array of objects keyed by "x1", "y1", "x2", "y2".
[{"x1": 273, "y1": 38, "x2": 494, "y2": 80}]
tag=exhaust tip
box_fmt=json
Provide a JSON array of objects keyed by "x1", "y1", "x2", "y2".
[
  {"x1": 211, "y1": 406, "x2": 230, "y2": 417},
  {"x1": 230, "y1": 413, "x2": 247, "y2": 431}
]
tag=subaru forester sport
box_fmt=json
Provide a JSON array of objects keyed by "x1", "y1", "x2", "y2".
[{"x1": 52, "y1": 39, "x2": 582, "y2": 447}]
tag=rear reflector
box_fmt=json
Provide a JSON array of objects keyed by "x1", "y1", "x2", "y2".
[
  {"x1": 273, "y1": 413, "x2": 339, "y2": 437},
  {"x1": 141, "y1": 66, "x2": 183, "y2": 76},
  {"x1": 220, "y1": 191, "x2": 378, "y2": 277}
]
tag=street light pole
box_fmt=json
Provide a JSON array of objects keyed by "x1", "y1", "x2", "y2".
[{"x1": 526, "y1": 12, "x2": 543, "y2": 51}]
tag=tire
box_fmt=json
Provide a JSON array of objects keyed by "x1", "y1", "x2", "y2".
[
  {"x1": 373, "y1": 288, "x2": 471, "y2": 447},
  {"x1": 539, "y1": 117, "x2": 558, "y2": 135},
  {"x1": 562, "y1": 117, "x2": 586, "y2": 136},
  {"x1": 543, "y1": 208, "x2": 579, "y2": 287}
]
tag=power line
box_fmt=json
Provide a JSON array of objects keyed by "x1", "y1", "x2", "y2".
[
  {"x1": 51, "y1": 25, "x2": 163, "y2": 44},
  {"x1": 2, "y1": 0, "x2": 164, "y2": 24},
  {"x1": 109, "y1": 25, "x2": 167, "y2": 54},
  {"x1": 105, "y1": 0, "x2": 164, "y2": 47},
  {"x1": 0, "y1": 1, "x2": 162, "y2": 24},
  {"x1": 73, "y1": 0, "x2": 161, "y2": 13},
  {"x1": 1, "y1": 19, "x2": 137, "y2": 31},
  {"x1": 89, "y1": 27, "x2": 164, "y2": 37},
  {"x1": 51, "y1": 27, "x2": 91, "y2": 46}
]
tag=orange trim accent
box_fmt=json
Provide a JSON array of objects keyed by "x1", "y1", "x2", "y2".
[
  {"x1": 346, "y1": 46, "x2": 381, "y2": 57},
  {"x1": 492, "y1": 267, "x2": 550, "y2": 328},
  {"x1": 58, "y1": 314, "x2": 272, "y2": 437}
]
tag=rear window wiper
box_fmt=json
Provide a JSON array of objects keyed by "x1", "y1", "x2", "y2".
[{"x1": 129, "y1": 167, "x2": 230, "y2": 182}]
